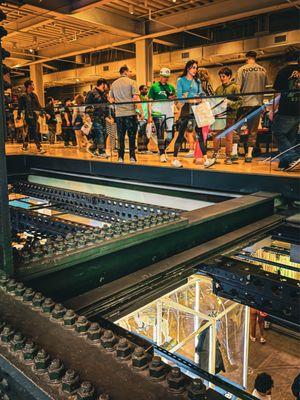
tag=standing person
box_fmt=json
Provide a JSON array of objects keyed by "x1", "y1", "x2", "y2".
[
  {"x1": 272, "y1": 49, "x2": 300, "y2": 172},
  {"x1": 61, "y1": 98, "x2": 76, "y2": 147},
  {"x1": 173, "y1": 60, "x2": 215, "y2": 168},
  {"x1": 137, "y1": 85, "x2": 150, "y2": 154},
  {"x1": 252, "y1": 373, "x2": 274, "y2": 400},
  {"x1": 213, "y1": 67, "x2": 241, "y2": 164},
  {"x1": 291, "y1": 373, "x2": 300, "y2": 400},
  {"x1": 250, "y1": 308, "x2": 267, "y2": 344},
  {"x1": 73, "y1": 94, "x2": 90, "y2": 150},
  {"x1": 110, "y1": 65, "x2": 143, "y2": 163},
  {"x1": 236, "y1": 51, "x2": 268, "y2": 162},
  {"x1": 86, "y1": 78, "x2": 111, "y2": 157},
  {"x1": 17, "y1": 80, "x2": 45, "y2": 154},
  {"x1": 198, "y1": 67, "x2": 214, "y2": 96},
  {"x1": 45, "y1": 97, "x2": 57, "y2": 144},
  {"x1": 148, "y1": 67, "x2": 176, "y2": 163}
]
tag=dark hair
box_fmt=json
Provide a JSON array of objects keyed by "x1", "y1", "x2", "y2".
[
  {"x1": 218, "y1": 67, "x2": 232, "y2": 77},
  {"x1": 64, "y1": 98, "x2": 72, "y2": 104},
  {"x1": 139, "y1": 85, "x2": 147, "y2": 91},
  {"x1": 3, "y1": 64, "x2": 10, "y2": 75},
  {"x1": 254, "y1": 373, "x2": 274, "y2": 394},
  {"x1": 24, "y1": 79, "x2": 33, "y2": 89},
  {"x1": 47, "y1": 97, "x2": 54, "y2": 104},
  {"x1": 285, "y1": 48, "x2": 300, "y2": 63},
  {"x1": 246, "y1": 51, "x2": 257, "y2": 59},
  {"x1": 119, "y1": 65, "x2": 129, "y2": 75},
  {"x1": 97, "y1": 78, "x2": 107, "y2": 87},
  {"x1": 181, "y1": 60, "x2": 198, "y2": 78}
]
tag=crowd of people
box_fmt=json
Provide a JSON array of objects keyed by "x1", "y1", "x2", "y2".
[{"x1": 6, "y1": 49, "x2": 300, "y2": 172}]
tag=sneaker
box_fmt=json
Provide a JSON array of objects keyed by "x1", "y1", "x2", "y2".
[
  {"x1": 98, "y1": 153, "x2": 109, "y2": 159},
  {"x1": 231, "y1": 154, "x2": 239, "y2": 161},
  {"x1": 250, "y1": 336, "x2": 256, "y2": 343},
  {"x1": 194, "y1": 158, "x2": 202, "y2": 165},
  {"x1": 64, "y1": 144, "x2": 70, "y2": 147},
  {"x1": 260, "y1": 337, "x2": 266, "y2": 344},
  {"x1": 204, "y1": 158, "x2": 216, "y2": 168},
  {"x1": 118, "y1": 157, "x2": 124, "y2": 163},
  {"x1": 160, "y1": 154, "x2": 167, "y2": 163},
  {"x1": 225, "y1": 157, "x2": 233, "y2": 165},
  {"x1": 184, "y1": 150, "x2": 194, "y2": 158},
  {"x1": 245, "y1": 156, "x2": 252, "y2": 163},
  {"x1": 146, "y1": 150, "x2": 153, "y2": 155},
  {"x1": 130, "y1": 157, "x2": 137, "y2": 163},
  {"x1": 283, "y1": 158, "x2": 300, "y2": 172},
  {"x1": 37, "y1": 148, "x2": 46, "y2": 154},
  {"x1": 87, "y1": 148, "x2": 98, "y2": 157},
  {"x1": 21, "y1": 146, "x2": 29, "y2": 151},
  {"x1": 172, "y1": 159, "x2": 183, "y2": 168}
]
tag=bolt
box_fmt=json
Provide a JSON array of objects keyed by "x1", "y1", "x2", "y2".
[
  {"x1": 51, "y1": 304, "x2": 66, "y2": 321},
  {"x1": 15, "y1": 283, "x2": 26, "y2": 297},
  {"x1": 32, "y1": 292, "x2": 45, "y2": 308},
  {"x1": 167, "y1": 367, "x2": 186, "y2": 393},
  {"x1": 76, "y1": 381, "x2": 96, "y2": 400},
  {"x1": 6, "y1": 279, "x2": 17, "y2": 293},
  {"x1": 63, "y1": 309, "x2": 77, "y2": 329},
  {"x1": 1, "y1": 325, "x2": 15, "y2": 344},
  {"x1": 188, "y1": 379, "x2": 207, "y2": 400},
  {"x1": 10, "y1": 333, "x2": 25, "y2": 352},
  {"x1": 100, "y1": 330, "x2": 117, "y2": 351},
  {"x1": 22, "y1": 339, "x2": 38, "y2": 362},
  {"x1": 22, "y1": 287, "x2": 35, "y2": 303},
  {"x1": 42, "y1": 298, "x2": 55, "y2": 314},
  {"x1": 75, "y1": 316, "x2": 90, "y2": 335},
  {"x1": 132, "y1": 347, "x2": 148, "y2": 370},
  {"x1": 98, "y1": 395, "x2": 110, "y2": 400},
  {"x1": 61, "y1": 369, "x2": 80, "y2": 394},
  {"x1": 149, "y1": 356, "x2": 165, "y2": 380},
  {"x1": 116, "y1": 338, "x2": 132, "y2": 359},
  {"x1": 47, "y1": 358, "x2": 64, "y2": 383},
  {"x1": 87, "y1": 323, "x2": 102, "y2": 342},
  {"x1": 0, "y1": 274, "x2": 9, "y2": 289},
  {"x1": 34, "y1": 349, "x2": 50, "y2": 373}
]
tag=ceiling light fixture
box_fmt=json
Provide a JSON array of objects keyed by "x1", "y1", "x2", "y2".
[{"x1": 129, "y1": 4, "x2": 134, "y2": 14}]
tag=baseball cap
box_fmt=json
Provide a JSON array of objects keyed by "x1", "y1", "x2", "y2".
[{"x1": 160, "y1": 67, "x2": 171, "y2": 77}]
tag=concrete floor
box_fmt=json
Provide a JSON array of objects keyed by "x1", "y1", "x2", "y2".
[{"x1": 248, "y1": 329, "x2": 299, "y2": 400}]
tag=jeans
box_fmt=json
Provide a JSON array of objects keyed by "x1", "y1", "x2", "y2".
[
  {"x1": 63, "y1": 126, "x2": 76, "y2": 146},
  {"x1": 137, "y1": 120, "x2": 149, "y2": 152},
  {"x1": 116, "y1": 115, "x2": 138, "y2": 159},
  {"x1": 236, "y1": 106, "x2": 261, "y2": 147},
  {"x1": 153, "y1": 116, "x2": 166, "y2": 155},
  {"x1": 272, "y1": 114, "x2": 300, "y2": 167},
  {"x1": 90, "y1": 119, "x2": 107, "y2": 154},
  {"x1": 48, "y1": 123, "x2": 57, "y2": 144},
  {"x1": 174, "y1": 116, "x2": 205, "y2": 157},
  {"x1": 23, "y1": 116, "x2": 41, "y2": 149}
]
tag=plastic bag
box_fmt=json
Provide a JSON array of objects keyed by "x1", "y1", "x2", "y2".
[
  {"x1": 192, "y1": 101, "x2": 215, "y2": 128},
  {"x1": 81, "y1": 122, "x2": 92, "y2": 136}
]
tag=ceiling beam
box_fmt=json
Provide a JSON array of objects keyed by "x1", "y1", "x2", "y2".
[
  {"x1": 71, "y1": 8, "x2": 142, "y2": 38},
  {"x1": 19, "y1": 0, "x2": 298, "y2": 66},
  {"x1": 70, "y1": 0, "x2": 115, "y2": 13},
  {"x1": 4, "y1": 15, "x2": 54, "y2": 39}
]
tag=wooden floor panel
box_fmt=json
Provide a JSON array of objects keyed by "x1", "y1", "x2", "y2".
[{"x1": 5, "y1": 143, "x2": 300, "y2": 178}]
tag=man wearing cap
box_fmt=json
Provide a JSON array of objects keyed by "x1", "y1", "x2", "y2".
[
  {"x1": 148, "y1": 68, "x2": 176, "y2": 162},
  {"x1": 236, "y1": 51, "x2": 268, "y2": 162}
]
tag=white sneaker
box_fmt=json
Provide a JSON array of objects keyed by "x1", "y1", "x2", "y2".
[
  {"x1": 160, "y1": 154, "x2": 167, "y2": 163},
  {"x1": 184, "y1": 150, "x2": 194, "y2": 158},
  {"x1": 38, "y1": 148, "x2": 46, "y2": 154},
  {"x1": 98, "y1": 153, "x2": 109, "y2": 159},
  {"x1": 130, "y1": 157, "x2": 137, "y2": 163},
  {"x1": 284, "y1": 158, "x2": 300, "y2": 172},
  {"x1": 118, "y1": 157, "x2": 124, "y2": 163},
  {"x1": 172, "y1": 159, "x2": 183, "y2": 168},
  {"x1": 204, "y1": 158, "x2": 216, "y2": 168}
]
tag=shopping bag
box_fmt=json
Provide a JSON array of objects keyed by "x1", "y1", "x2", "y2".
[
  {"x1": 192, "y1": 101, "x2": 215, "y2": 128},
  {"x1": 146, "y1": 122, "x2": 152, "y2": 139},
  {"x1": 81, "y1": 122, "x2": 92, "y2": 136}
]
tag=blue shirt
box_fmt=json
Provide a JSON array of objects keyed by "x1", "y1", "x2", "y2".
[{"x1": 177, "y1": 77, "x2": 203, "y2": 102}]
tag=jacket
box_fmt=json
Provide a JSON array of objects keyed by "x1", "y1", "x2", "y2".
[
  {"x1": 85, "y1": 88, "x2": 110, "y2": 121},
  {"x1": 215, "y1": 82, "x2": 241, "y2": 119}
]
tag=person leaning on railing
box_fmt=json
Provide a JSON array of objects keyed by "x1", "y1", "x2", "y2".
[{"x1": 272, "y1": 48, "x2": 300, "y2": 172}]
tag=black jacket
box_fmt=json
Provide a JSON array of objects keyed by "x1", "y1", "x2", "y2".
[
  {"x1": 18, "y1": 92, "x2": 41, "y2": 120},
  {"x1": 85, "y1": 88, "x2": 110, "y2": 120}
]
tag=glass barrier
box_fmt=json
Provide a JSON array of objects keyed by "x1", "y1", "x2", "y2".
[{"x1": 4, "y1": 89, "x2": 300, "y2": 177}]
